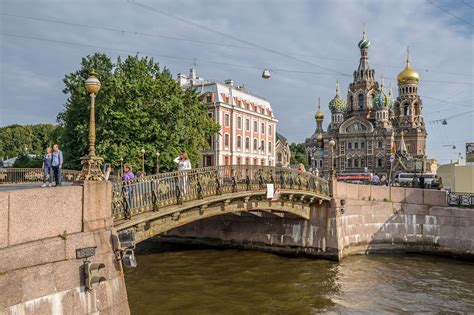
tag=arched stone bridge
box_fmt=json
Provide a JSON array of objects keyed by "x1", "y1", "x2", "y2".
[{"x1": 111, "y1": 166, "x2": 330, "y2": 243}]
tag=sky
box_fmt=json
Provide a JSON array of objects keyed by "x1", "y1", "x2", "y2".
[{"x1": 0, "y1": 0, "x2": 472, "y2": 164}]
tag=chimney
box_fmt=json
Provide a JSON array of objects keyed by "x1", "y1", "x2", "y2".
[{"x1": 224, "y1": 79, "x2": 234, "y2": 87}]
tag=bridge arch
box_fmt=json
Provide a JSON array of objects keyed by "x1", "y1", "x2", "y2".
[{"x1": 112, "y1": 165, "x2": 330, "y2": 243}]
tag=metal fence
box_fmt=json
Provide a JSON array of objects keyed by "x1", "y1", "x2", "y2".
[
  {"x1": 111, "y1": 165, "x2": 329, "y2": 220},
  {"x1": 0, "y1": 168, "x2": 82, "y2": 184},
  {"x1": 447, "y1": 192, "x2": 474, "y2": 207}
]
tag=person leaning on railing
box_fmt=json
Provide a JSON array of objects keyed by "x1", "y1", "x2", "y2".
[{"x1": 174, "y1": 151, "x2": 192, "y2": 195}]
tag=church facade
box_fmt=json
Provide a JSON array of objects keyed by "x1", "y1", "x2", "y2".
[{"x1": 305, "y1": 31, "x2": 426, "y2": 178}]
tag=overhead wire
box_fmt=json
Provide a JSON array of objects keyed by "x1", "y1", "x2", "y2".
[
  {"x1": 1, "y1": 11, "x2": 473, "y2": 81},
  {"x1": 427, "y1": 0, "x2": 474, "y2": 28}
]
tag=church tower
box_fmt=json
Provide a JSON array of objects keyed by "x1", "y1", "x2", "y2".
[
  {"x1": 347, "y1": 30, "x2": 378, "y2": 117},
  {"x1": 314, "y1": 98, "x2": 325, "y2": 147},
  {"x1": 329, "y1": 81, "x2": 347, "y2": 129},
  {"x1": 394, "y1": 47, "x2": 426, "y2": 158}
]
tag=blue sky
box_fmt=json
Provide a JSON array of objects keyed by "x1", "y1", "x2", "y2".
[{"x1": 0, "y1": 0, "x2": 472, "y2": 164}]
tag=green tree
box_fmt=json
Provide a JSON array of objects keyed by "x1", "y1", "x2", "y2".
[
  {"x1": 0, "y1": 124, "x2": 57, "y2": 159},
  {"x1": 57, "y1": 53, "x2": 220, "y2": 173},
  {"x1": 290, "y1": 143, "x2": 308, "y2": 167}
]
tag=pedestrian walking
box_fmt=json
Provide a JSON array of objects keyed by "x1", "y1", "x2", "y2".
[
  {"x1": 419, "y1": 176, "x2": 425, "y2": 189},
  {"x1": 41, "y1": 147, "x2": 53, "y2": 187},
  {"x1": 51, "y1": 144, "x2": 63, "y2": 186}
]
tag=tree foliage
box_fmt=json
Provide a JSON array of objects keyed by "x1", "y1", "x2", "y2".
[
  {"x1": 0, "y1": 124, "x2": 58, "y2": 159},
  {"x1": 57, "y1": 53, "x2": 220, "y2": 172},
  {"x1": 290, "y1": 143, "x2": 308, "y2": 167}
]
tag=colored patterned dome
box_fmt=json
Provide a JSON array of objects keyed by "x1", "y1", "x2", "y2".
[
  {"x1": 315, "y1": 98, "x2": 324, "y2": 121},
  {"x1": 397, "y1": 47, "x2": 419, "y2": 85},
  {"x1": 358, "y1": 31, "x2": 371, "y2": 49},
  {"x1": 329, "y1": 81, "x2": 347, "y2": 113},
  {"x1": 373, "y1": 78, "x2": 393, "y2": 110}
]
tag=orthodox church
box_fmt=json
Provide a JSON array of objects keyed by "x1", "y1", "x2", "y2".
[{"x1": 305, "y1": 31, "x2": 426, "y2": 177}]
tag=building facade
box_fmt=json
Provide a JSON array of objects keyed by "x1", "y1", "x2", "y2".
[
  {"x1": 306, "y1": 32, "x2": 426, "y2": 177},
  {"x1": 275, "y1": 132, "x2": 291, "y2": 167},
  {"x1": 178, "y1": 69, "x2": 278, "y2": 167}
]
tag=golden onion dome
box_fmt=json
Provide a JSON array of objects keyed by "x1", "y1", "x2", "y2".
[
  {"x1": 397, "y1": 46, "x2": 419, "y2": 85},
  {"x1": 316, "y1": 133, "x2": 323, "y2": 142},
  {"x1": 315, "y1": 98, "x2": 324, "y2": 121}
]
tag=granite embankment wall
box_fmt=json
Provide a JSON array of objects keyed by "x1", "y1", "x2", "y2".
[
  {"x1": 163, "y1": 182, "x2": 473, "y2": 260},
  {"x1": 0, "y1": 182, "x2": 130, "y2": 315}
]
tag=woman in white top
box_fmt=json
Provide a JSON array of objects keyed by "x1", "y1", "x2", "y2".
[
  {"x1": 174, "y1": 151, "x2": 192, "y2": 195},
  {"x1": 174, "y1": 151, "x2": 192, "y2": 171}
]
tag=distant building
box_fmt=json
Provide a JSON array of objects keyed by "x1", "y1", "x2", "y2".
[
  {"x1": 275, "y1": 133, "x2": 291, "y2": 167},
  {"x1": 306, "y1": 31, "x2": 427, "y2": 178},
  {"x1": 1, "y1": 154, "x2": 38, "y2": 167},
  {"x1": 437, "y1": 162, "x2": 474, "y2": 193},
  {"x1": 178, "y1": 69, "x2": 278, "y2": 167}
]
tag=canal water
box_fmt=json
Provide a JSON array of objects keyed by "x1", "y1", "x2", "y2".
[{"x1": 125, "y1": 246, "x2": 474, "y2": 314}]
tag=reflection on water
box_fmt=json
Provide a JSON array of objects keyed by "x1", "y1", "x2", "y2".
[{"x1": 125, "y1": 247, "x2": 474, "y2": 314}]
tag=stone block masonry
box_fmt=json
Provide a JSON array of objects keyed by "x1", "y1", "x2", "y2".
[
  {"x1": 163, "y1": 182, "x2": 473, "y2": 261},
  {"x1": 0, "y1": 182, "x2": 130, "y2": 315}
]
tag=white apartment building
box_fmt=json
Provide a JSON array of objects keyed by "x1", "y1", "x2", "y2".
[{"x1": 178, "y1": 69, "x2": 278, "y2": 167}]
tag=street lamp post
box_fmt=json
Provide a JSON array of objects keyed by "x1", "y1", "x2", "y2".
[
  {"x1": 156, "y1": 151, "x2": 160, "y2": 174},
  {"x1": 329, "y1": 138, "x2": 336, "y2": 180},
  {"x1": 140, "y1": 149, "x2": 145, "y2": 175},
  {"x1": 77, "y1": 71, "x2": 105, "y2": 181}
]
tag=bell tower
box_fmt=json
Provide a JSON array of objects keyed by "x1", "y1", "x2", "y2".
[{"x1": 394, "y1": 47, "x2": 426, "y2": 158}]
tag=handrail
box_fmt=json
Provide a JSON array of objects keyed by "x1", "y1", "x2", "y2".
[
  {"x1": 0, "y1": 168, "x2": 117, "y2": 184},
  {"x1": 111, "y1": 165, "x2": 329, "y2": 220},
  {"x1": 447, "y1": 192, "x2": 474, "y2": 207}
]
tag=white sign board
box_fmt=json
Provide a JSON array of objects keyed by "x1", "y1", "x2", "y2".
[{"x1": 266, "y1": 184, "x2": 274, "y2": 199}]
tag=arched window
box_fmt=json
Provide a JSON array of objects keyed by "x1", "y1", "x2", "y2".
[
  {"x1": 350, "y1": 96, "x2": 354, "y2": 110},
  {"x1": 237, "y1": 136, "x2": 242, "y2": 149},
  {"x1": 224, "y1": 134, "x2": 230, "y2": 147},
  {"x1": 404, "y1": 104, "x2": 410, "y2": 116},
  {"x1": 253, "y1": 139, "x2": 257, "y2": 151},
  {"x1": 358, "y1": 94, "x2": 364, "y2": 110},
  {"x1": 277, "y1": 153, "x2": 282, "y2": 162},
  {"x1": 245, "y1": 137, "x2": 250, "y2": 150}
]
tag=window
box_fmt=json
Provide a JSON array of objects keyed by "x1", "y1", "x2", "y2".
[
  {"x1": 268, "y1": 142, "x2": 272, "y2": 153},
  {"x1": 245, "y1": 137, "x2": 250, "y2": 150},
  {"x1": 261, "y1": 122, "x2": 265, "y2": 134},
  {"x1": 237, "y1": 136, "x2": 242, "y2": 149},
  {"x1": 268, "y1": 125, "x2": 272, "y2": 135},
  {"x1": 377, "y1": 158, "x2": 383, "y2": 167},
  {"x1": 350, "y1": 96, "x2": 354, "y2": 110},
  {"x1": 361, "y1": 142, "x2": 365, "y2": 149},
  {"x1": 261, "y1": 140, "x2": 265, "y2": 152},
  {"x1": 205, "y1": 155, "x2": 212, "y2": 166},
  {"x1": 277, "y1": 153, "x2": 282, "y2": 162},
  {"x1": 245, "y1": 158, "x2": 250, "y2": 165},
  {"x1": 361, "y1": 158, "x2": 365, "y2": 167},
  {"x1": 208, "y1": 112, "x2": 213, "y2": 118},
  {"x1": 348, "y1": 158, "x2": 352, "y2": 168},
  {"x1": 245, "y1": 119, "x2": 250, "y2": 131},
  {"x1": 253, "y1": 139, "x2": 258, "y2": 151},
  {"x1": 354, "y1": 159, "x2": 359, "y2": 168},
  {"x1": 261, "y1": 159, "x2": 265, "y2": 165},
  {"x1": 237, "y1": 116, "x2": 242, "y2": 129},
  {"x1": 355, "y1": 142, "x2": 359, "y2": 149},
  {"x1": 377, "y1": 141, "x2": 383, "y2": 149},
  {"x1": 319, "y1": 160, "x2": 323, "y2": 168},
  {"x1": 224, "y1": 114, "x2": 230, "y2": 127},
  {"x1": 224, "y1": 156, "x2": 229, "y2": 165},
  {"x1": 237, "y1": 157, "x2": 241, "y2": 165},
  {"x1": 254, "y1": 158, "x2": 257, "y2": 165},
  {"x1": 253, "y1": 121, "x2": 258, "y2": 132},
  {"x1": 348, "y1": 142, "x2": 352, "y2": 149},
  {"x1": 404, "y1": 104, "x2": 410, "y2": 116},
  {"x1": 224, "y1": 134, "x2": 230, "y2": 147},
  {"x1": 358, "y1": 94, "x2": 364, "y2": 110}
]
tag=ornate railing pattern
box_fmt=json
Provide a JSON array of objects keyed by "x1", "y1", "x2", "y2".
[
  {"x1": 111, "y1": 165, "x2": 329, "y2": 220},
  {"x1": 0, "y1": 168, "x2": 82, "y2": 184},
  {"x1": 447, "y1": 192, "x2": 474, "y2": 207}
]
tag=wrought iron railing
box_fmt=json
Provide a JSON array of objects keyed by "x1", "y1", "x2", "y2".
[
  {"x1": 111, "y1": 165, "x2": 329, "y2": 220},
  {"x1": 0, "y1": 168, "x2": 82, "y2": 184},
  {"x1": 447, "y1": 192, "x2": 474, "y2": 207}
]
